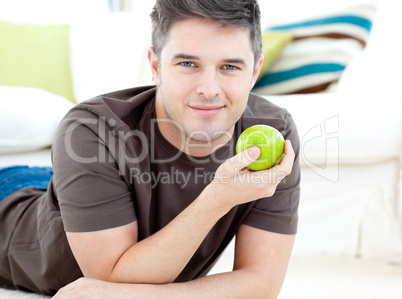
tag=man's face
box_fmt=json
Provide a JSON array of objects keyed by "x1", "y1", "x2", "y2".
[{"x1": 149, "y1": 18, "x2": 263, "y2": 151}]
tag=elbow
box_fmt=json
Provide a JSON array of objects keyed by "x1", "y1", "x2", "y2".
[
  {"x1": 242, "y1": 270, "x2": 283, "y2": 299},
  {"x1": 255, "y1": 281, "x2": 280, "y2": 299}
]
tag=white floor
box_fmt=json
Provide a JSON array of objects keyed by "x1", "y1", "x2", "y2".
[
  {"x1": 2, "y1": 250, "x2": 402, "y2": 298},
  {"x1": 280, "y1": 256, "x2": 402, "y2": 299},
  {"x1": 0, "y1": 289, "x2": 49, "y2": 298},
  {"x1": 209, "y1": 243, "x2": 402, "y2": 299}
]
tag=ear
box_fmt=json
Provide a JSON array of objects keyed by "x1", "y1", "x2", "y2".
[
  {"x1": 147, "y1": 46, "x2": 161, "y2": 87},
  {"x1": 250, "y1": 54, "x2": 264, "y2": 90}
]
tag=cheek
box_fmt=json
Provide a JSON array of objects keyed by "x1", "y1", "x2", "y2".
[
  {"x1": 164, "y1": 72, "x2": 194, "y2": 96},
  {"x1": 224, "y1": 83, "x2": 250, "y2": 117},
  {"x1": 224, "y1": 78, "x2": 251, "y2": 102},
  {"x1": 225, "y1": 72, "x2": 253, "y2": 91}
]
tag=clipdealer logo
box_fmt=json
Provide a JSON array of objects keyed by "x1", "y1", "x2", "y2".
[
  {"x1": 63, "y1": 116, "x2": 234, "y2": 176},
  {"x1": 64, "y1": 116, "x2": 148, "y2": 171},
  {"x1": 301, "y1": 115, "x2": 340, "y2": 183}
]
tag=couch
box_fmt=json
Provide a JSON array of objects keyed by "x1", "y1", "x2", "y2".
[{"x1": 1, "y1": 0, "x2": 401, "y2": 298}]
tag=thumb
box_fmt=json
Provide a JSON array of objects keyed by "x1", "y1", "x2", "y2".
[{"x1": 229, "y1": 146, "x2": 261, "y2": 170}]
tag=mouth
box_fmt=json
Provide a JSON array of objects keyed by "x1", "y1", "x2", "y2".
[{"x1": 189, "y1": 105, "x2": 224, "y2": 117}]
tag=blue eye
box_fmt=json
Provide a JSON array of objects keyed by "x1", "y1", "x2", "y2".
[
  {"x1": 180, "y1": 62, "x2": 195, "y2": 67},
  {"x1": 223, "y1": 65, "x2": 238, "y2": 71}
]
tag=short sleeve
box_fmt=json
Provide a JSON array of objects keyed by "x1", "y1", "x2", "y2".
[
  {"x1": 52, "y1": 108, "x2": 137, "y2": 232},
  {"x1": 242, "y1": 111, "x2": 301, "y2": 234}
]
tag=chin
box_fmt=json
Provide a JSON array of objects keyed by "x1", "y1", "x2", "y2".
[{"x1": 190, "y1": 128, "x2": 231, "y2": 144}]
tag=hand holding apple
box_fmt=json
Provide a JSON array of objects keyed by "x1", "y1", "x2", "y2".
[
  {"x1": 236, "y1": 125, "x2": 285, "y2": 171},
  {"x1": 206, "y1": 139, "x2": 294, "y2": 210}
]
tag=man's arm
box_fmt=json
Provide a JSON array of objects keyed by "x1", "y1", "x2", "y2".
[
  {"x1": 55, "y1": 224, "x2": 294, "y2": 299},
  {"x1": 66, "y1": 189, "x2": 232, "y2": 284},
  {"x1": 65, "y1": 141, "x2": 295, "y2": 285}
]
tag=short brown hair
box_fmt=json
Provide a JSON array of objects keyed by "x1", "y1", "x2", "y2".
[{"x1": 150, "y1": 0, "x2": 262, "y2": 65}]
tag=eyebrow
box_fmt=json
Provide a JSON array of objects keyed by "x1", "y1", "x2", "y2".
[
  {"x1": 171, "y1": 54, "x2": 200, "y2": 61},
  {"x1": 222, "y1": 58, "x2": 247, "y2": 65},
  {"x1": 171, "y1": 54, "x2": 247, "y2": 66}
]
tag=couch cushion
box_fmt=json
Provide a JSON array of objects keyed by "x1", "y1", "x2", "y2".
[
  {"x1": 257, "y1": 31, "x2": 294, "y2": 82},
  {"x1": 0, "y1": 86, "x2": 74, "y2": 154},
  {"x1": 253, "y1": 4, "x2": 376, "y2": 95},
  {"x1": 266, "y1": 92, "x2": 402, "y2": 165},
  {"x1": 295, "y1": 161, "x2": 402, "y2": 258},
  {"x1": 0, "y1": 20, "x2": 75, "y2": 103}
]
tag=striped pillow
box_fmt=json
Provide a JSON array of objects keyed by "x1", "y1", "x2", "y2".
[
  {"x1": 253, "y1": 4, "x2": 376, "y2": 95},
  {"x1": 258, "y1": 31, "x2": 295, "y2": 81}
]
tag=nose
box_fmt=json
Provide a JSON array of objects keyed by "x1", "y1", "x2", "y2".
[{"x1": 195, "y1": 68, "x2": 222, "y2": 99}]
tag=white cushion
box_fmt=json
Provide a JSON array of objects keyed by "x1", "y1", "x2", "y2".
[
  {"x1": 294, "y1": 160, "x2": 402, "y2": 258},
  {"x1": 0, "y1": 86, "x2": 74, "y2": 154},
  {"x1": 266, "y1": 93, "x2": 402, "y2": 164},
  {"x1": 0, "y1": 148, "x2": 52, "y2": 167}
]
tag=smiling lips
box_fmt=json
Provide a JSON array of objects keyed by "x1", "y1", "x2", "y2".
[{"x1": 189, "y1": 105, "x2": 224, "y2": 117}]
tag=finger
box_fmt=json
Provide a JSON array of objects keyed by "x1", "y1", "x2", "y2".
[
  {"x1": 273, "y1": 140, "x2": 295, "y2": 175},
  {"x1": 53, "y1": 281, "x2": 76, "y2": 298},
  {"x1": 225, "y1": 146, "x2": 261, "y2": 171}
]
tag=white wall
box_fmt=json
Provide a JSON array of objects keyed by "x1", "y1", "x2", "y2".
[{"x1": 0, "y1": 0, "x2": 109, "y2": 22}]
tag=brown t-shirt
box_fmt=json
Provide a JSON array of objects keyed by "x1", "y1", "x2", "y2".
[{"x1": 0, "y1": 86, "x2": 300, "y2": 295}]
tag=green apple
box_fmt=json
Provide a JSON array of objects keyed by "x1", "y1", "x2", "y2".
[{"x1": 236, "y1": 125, "x2": 285, "y2": 171}]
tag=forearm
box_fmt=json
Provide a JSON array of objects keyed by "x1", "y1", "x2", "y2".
[
  {"x1": 86, "y1": 270, "x2": 273, "y2": 299},
  {"x1": 110, "y1": 186, "x2": 231, "y2": 284},
  {"x1": 55, "y1": 227, "x2": 295, "y2": 299},
  {"x1": 54, "y1": 269, "x2": 278, "y2": 299},
  {"x1": 131, "y1": 270, "x2": 273, "y2": 299}
]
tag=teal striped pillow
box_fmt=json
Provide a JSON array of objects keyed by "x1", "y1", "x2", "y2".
[{"x1": 253, "y1": 4, "x2": 376, "y2": 95}]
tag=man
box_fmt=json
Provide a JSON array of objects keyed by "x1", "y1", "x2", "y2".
[{"x1": 0, "y1": 0, "x2": 300, "y2": 298}]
